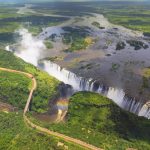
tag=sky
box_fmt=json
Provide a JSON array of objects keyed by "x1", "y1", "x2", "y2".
[
  {"x1": 28, "y1": 0, "x2": 148, "y2": 1},
  {"x1": 0, "y1": 0, "x2": 148, "y2": 1},
  {"x1": 0, "y1": 0, "x2": 148, "y2": 3}
]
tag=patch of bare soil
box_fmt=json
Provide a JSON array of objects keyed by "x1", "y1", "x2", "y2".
[
  {"x1": 33, "y1": 113, "x2": 58, "y2": 123},
  {"x1": 0, "y1": 102, "x2": 17, "y2": 113}
]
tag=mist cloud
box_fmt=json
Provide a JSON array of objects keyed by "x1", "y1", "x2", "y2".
[{"x1": 16, "y1": 28, "x2": 45, "y2": 66}]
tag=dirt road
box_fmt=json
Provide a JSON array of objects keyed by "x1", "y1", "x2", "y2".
[{"x1": 0, "y1": 67, "x2": 102, "y2": 150}]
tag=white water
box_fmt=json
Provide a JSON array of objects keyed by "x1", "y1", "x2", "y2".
[
  {"x1": 107, "y1": 88, "x2": 125, "y2": 107},
  {"x1": 43, "y1": 60, "x2": 149, "y2": 118},
  {"x1": 5, "y1": 28, "x2": 150, "y2": 119},
  {"x1": 38, "y1": 27, "x2": 66, "y2": 40},
  {"x1": 139, "y1": 103, "x2": 150, "y2": 119},
  {"x1": 43, "y1": 61, "x2": 93, "y2": 91}
]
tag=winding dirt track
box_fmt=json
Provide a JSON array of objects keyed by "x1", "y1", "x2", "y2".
[{"x1": 0, "y1": 67, "x2": 102, "y2": 150}]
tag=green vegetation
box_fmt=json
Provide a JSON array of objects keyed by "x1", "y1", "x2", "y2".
[
  {"x1": 0, "y1": 32, "x2": 20, "y2": 44},
  {"x1": 93, "y1": 2, "x2": 150, "y2": 34},
  {"x1": 40, "y1": 56, "x2": 63, "y2": 62},
  {"x1": 27, "y1": 26, "x2": 42, "y2": 36},
  {"x1": 143, "y1": 32, "x2": 150, "y2": 37},
  {"x1": 142, "y1": 68, "x2": 150, "y2": 78},
  {"x1": 66, "y1": 38, "x2": 89, "y2": 52},
  {"x1": 79, "y1": 63, "x2": 93, "y2": 70},
  {"x1": 0, "y1": 22, "x2": 20, "y2": 34},
  {"x1": 141, "y1": 68, "x2": 150, "y2": 89},
  {"x1": 29, "y1": 92, "x2": 150, "y2": 150},
  {"x1": 0, "y1": 2, "x2": 150, "y2": 150},
  {"x1": 92, "y1": 21, "x2": 100, "y2": 28},
  {"x1": 111, "y1": 63, "x2": 120, "y2": 72},
  {"x1": 0, "y1": 71, "x2": 31, "y2": 109},
  {"x1": 0, "y1": 8, "x2": 20, "y2": 33},
  {"x1": 0, "y1": 49, "x2": 60, "y2": 113},
  {"x1": 31, "y1": 6, "x2": 91, "y2": 17},
  {"x1": 0, "y1": 50, "x2": 84, "y2": 150},
  {"x1": 0, "y1": 15, "x2": 69, "y2": 27},
  {"x1": 0, "y1": 7, "x2": 21, "y2": 46},
  {"x1": 62, "y1": 33, "x2": 71, "y2": 45},
  {"x1": 62, "y1": 26, "x2": 92, "y2": 52},
  {"x1": 126, "y1": 40, "x2": 148, "y2": 50},
  {"x1": 44, "y1": 40, "x2": 53, "y2": 49},
  {"x1": 116, "y1": 41, "x2": 126, "y2": 50},
  {"x1": 26, "y1": 19, "x2": 67, "y2": 36},
  {"x1": 142, "y1": 77, "x2": 149, "y2": 89},
  {"x1": 0, "y1": 112, "x2": 84, "y2": 150},
  {"x1": 0, "y1": 5, "x2": 69, "y2": 47}
]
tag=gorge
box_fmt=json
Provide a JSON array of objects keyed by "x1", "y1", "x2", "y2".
[{"x1": 5, "y1": 12, "x2": 150, "y2": 119}]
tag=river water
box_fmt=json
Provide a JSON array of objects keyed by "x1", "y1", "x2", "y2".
[{"x1": 6, "y1": 9, "x2": 150, "y2": 119}]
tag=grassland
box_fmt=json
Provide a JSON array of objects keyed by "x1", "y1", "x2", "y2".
[
  {"x1": 29, "y1": 92, "x2": 150, "y2": 150},
  {"x1": 0, "y1": 112, "x2": 84, "y2": 150},
  {"x1": 0, "y1": 71, "x2": 31, "y2": 109}
]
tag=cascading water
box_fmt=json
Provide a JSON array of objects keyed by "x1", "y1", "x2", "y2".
[
  {"x1": 43, "y1": 61, "x2": 93, "y2": 91},
  {"x1": 42, "y1": 60, "x2": 149, "y2": 119},
  {"x1": 5, "y1": 28, "x2": 150, "y2": 119},
  {"x1": 139, "y1": 102, "x2": 150, "y2": 119}
]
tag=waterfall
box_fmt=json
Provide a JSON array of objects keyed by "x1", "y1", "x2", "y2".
[
  {"x1": 5, "y1": 27, "x2": 149, "y2": 119},
  {"x1": 139, "y1": 103, "x2": 150, "y2": 119},
  {"x1": 107, "y1": 88, "x2": 125, "y2": 107},
  {"x1": 42, "y1": 60, "x2": 150, "y2": 119},
  {"x1": 43, "y1": 61, "x2": 93, "y2": 91}
]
